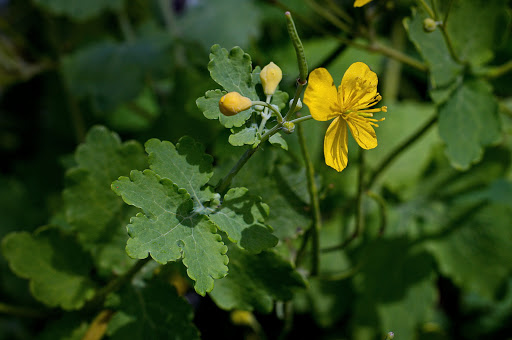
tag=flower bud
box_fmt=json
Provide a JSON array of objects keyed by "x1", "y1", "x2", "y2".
[
  {"x1": 230, "y1": 310, "x2": 254, "y2": 326},
  {"x1": 282, "y1": 121, "x2": 295, "y2": 134},
  {"x1": 423, "y1": 18, "x2": 438, "y2": 32},
  {"x1": 289, "y1": 98, "x2": 303, "y2": 113},
  {"x1": 260, "y1": 62, "x2": 283, "y2": 95},
  {"x1": 254, "y1": 104, "x2": 265, "y2": 112},
  {"x1": 219, "y1": 92, "x2": 252, "y2": 116}
]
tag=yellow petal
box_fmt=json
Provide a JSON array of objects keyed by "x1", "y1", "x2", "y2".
[
  {"x1": 339, "y1": 62, "x2": 378, "y2": 111},
  {"x1": 304, "y1": 68, "x2": 339, "y2": 122},
  {"x1": 324, "y1": 117, "x2": 348, "y2": 172},
  {"x1": 354, "y1": 0, "x2": 373, "y2": 7},
  {"x1": 345, "y1": 112, "x2": 378, "y2": 150}
]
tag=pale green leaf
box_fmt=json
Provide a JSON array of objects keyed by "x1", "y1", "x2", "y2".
[
  {"x1": 269, "y1": 132, "x2": 288, "y2": 150},
  {"x1": 1, "y1": 228, "x2": 96, "y2": 310},
  {"x1": 33, "y1": 0, "x2": 123, "y2": 20},
  {"x1": 196, "y1": 89, "x2": 254, "y2": 128},
  {"x1": 209, "y1": 245, "x2": 306, "y2": 313},
  {"x1": 208, "y1": 45, "x2": 258, "y2": 100},
  {"x1": 271, "y1": 90, "x2": 290, "y2": 111},
  {"x1": 228, "y1": 126, "x2": 258, "y2": 146},
  {"x1": 112, "y1": 170, "x2": 228, "y2": 295},
  {"x1": 145, "y1": 137, "x2": 215, "y2": 207},
  {"x1": 208, "y1": 187, "x2": 278, "y2": 253},
  {"x1": 438, "y1": 79, "x2": 501, "y2": 170},
  {"x1": 107, "y1": 279, "x2": 199, "y2": 340}
]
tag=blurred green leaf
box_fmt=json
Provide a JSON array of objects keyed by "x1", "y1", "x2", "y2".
[
  {"x1": 208, "y1": 187, "x2": 278, "y2": 253},
  {"x1": 1, "y1": 228, "x2": 96, "y2": 310},
  {"x1": 107, "y1": 87, "x2": 160, "y2": 132},
  {"x1": 404, "y1": 8, "x2": 463, "y2": 91},
  {"x1": 145, "y1": 137, "x2": 215, "y2": 208},
  {"x1": 33, "y1": 0, "x2": 123, "y2": 21},
  {"x1": 107, "y1": 279, "x2": 199, "y2": 340},
  {"x1": 446, "y1": 0, "x2": 510, "y2": 66},
  {"x1": 112, "y1": 170, "x2": 228, "y2": 295},
  {"x1": 209, "y1": 245, "x2": 306, "y2": 313},
  {"x1": 438, "y1": 79, "x2": 501, "y2": 170}
]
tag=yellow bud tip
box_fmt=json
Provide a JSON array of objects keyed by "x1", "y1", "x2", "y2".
[
  {"x1": 381, "y1": 106, "x2": 388, "y2": 112},
  {"x1": 219, "y1": 92, "x2": 252, "y2": 116},
  {"x1": 260, "y1": 62, "x2": 283, "y2": 95}
]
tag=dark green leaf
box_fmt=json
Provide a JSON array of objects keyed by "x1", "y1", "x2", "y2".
[{"x1": 33, "y1": 0, "x2": 123, "y2": 21}]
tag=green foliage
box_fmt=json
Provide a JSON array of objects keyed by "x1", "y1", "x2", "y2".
[
  {"x1": 33, "y1": 0, "x2": 123, "y2": 21},
  {"x1": 1, "y1": 228, "x2": 96, "y2": 310},
  {"x1": 438, "y1": 79, "x2": 501, "y2": 170}
]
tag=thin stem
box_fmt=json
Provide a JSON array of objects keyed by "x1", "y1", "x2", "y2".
[
  {"x1": 284, "y1": 82, "x2": 306, "y2": 121},
  {"x1": 306, "y1": 0, "x2": 351, "y2": 33},
  {"x1": 277, "y1": 302, "x2": 294, "y2": 340},
  {"x1": 367, "y1": 41, "x2": 428, "y2": 72},
  {"x1": 285, "y1": 12, "x2": 308, "y2": 83},
  {"x1": 117, "y1": 8, "x2": 135, "y2": 41},
  {"x1": 297, "y1": 123, "x2": 322, "y2": 276},
  {"x1": 367, "y1": 115, "x2": 438, "y2": 188},
  {"x1": 417, "y1": 0, "x2": 435, "y2": 19},
  {"x1": 0, "y1": 302, "x2": 48, "y2": 318},
  {"x1": 289, "y1": 114, "x2": 313, "y2": 125},
  {"x1": 366, "y1": 190, "x2": 387, "y2": 236},
  {"x1": 85, "y1": 258, "x2": 151, "y2": 310},
  {"x1": 64, "y1": 83, "x2": 86, "y2": 144},
  {"x1": 158, "y1": 0, "x2": 178, "y2": 36},
  {"x1": 252, "y1": 99, "x2": 283, "y2": 122},
  {"x1": 216, "y1": 124, "x2": 283, "y2": 194},
  {"x1": 480, "y1": 60, "x2": 512, "y2": 79},
  {"x1": 382, "y1": 20, "x2": 405, "y2": 102},
  {"x1": 326, "y1": 0, "x2": 353, "y2": 23},
  {"x1": 354, "y1": 151, "x2": 366, "y2": 243}
]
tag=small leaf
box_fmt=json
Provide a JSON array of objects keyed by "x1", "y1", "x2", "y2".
[
  {"x1": 228, "y1": 126, "x2": 258, "y2": 146},
  {"x1": 208, "y1": 187, "x2": 278, "y2": 253},
  {"x1": 209, "y1": 246, "x2": 306, "y2": 313},
  {"x1": 33, "y1": 0, "x2": 123, "y2": 21},
  {"x1": 1, "y1": 228, "x2": 96, "y2": 310},
  {"x1": 107, "y1": 279, "x2": 199, "y2": 340},
  {"x1": 438, "y1": 79, "x2": 501, "y2": 170},
  {"x1": 145, "y1": 137, "x2": 214, "y2": 207},
  {"x1": 197, "y1": 89, "x2": 253, "y2": 128},
  {"x1": 208, "y1": 45, "x2": 258, "y2": 100},
  {"x1": 269, "y1": 132, "x2": 288, "y2": 150},
  {"x1": 271, "y1": 90, "x2": 290, "y2": 111},
  {"x1": 112, "y1": 170, "x2": 228, "y2": 295}
]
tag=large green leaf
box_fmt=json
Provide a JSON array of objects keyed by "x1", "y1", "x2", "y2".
[
  {"x1": 446, "y1": 0, "x2": 510, "y2": 66},
  {"x1": 33, "y1": 0, "x2": 123, "y2": 21},
  {"x1": 1, "y1": 228, "x2": 96, "y2": 310},
  {"x1": 208, "y1": 45, "x2": 258, "y2": 100},
  {"x1": 63, "y1": 126, "x2": 146, "y2": 274},
  {"x1": 209, "y1": 245, "x2": 306, "y2": 313},
  {"x1": 145, "y1": 137, "x2": 215, "y2": 208},
  {"x1": 424, "y1": 204, "x2": 512, "y2": 299},
  {"x1": 404, "y1": 8, "x2": 463, "y2": 91},
  {"x1": 208, "y1": 187, "x2": 278, "y2": 253},
  {"x1": 112, "y1": 170, "x2": 228, "y2": 295},
  {"x1": 61, "y1": 38, "x2": 172, "y2": 112},
  {"x1": 107, "y1": 279, "x2": 199, "y2": 340},
  {"x1": 438, "y1": 79, "x2": 501, "y2": 170}
]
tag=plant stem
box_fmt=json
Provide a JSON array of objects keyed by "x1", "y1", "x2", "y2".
[
  {"x1": 86, "y1": 258, "x2": 151, "y2": 310},
  {"x1": 289, "y1": 114, "x2": 313, "y2": 125},
  {"x1": 297, "y1": 123, "x2": 322, "y2": 276},
  {"x1": 0, "y1": 302, "x2": 48, "y2": 318},
  {"x1": 117, "y1": 8, "x2": 135, "y2": 41},
  {"x1": 480, "y1": 60, "x2": 512, "y2": 79},
  {"x1": 252, "y1": 99, "x2": 283, "y2": 122},
  {"x1": 284, "y1": 82, "x2": 306, "y2": 121},
  {"x1": 285, "y1": 12, "x2": 308, "y2": 83},
  {"x1": 417, "y1": 0, "x2": 435, "y2": 19},
  {"x1": 354, "y1": 151, "x2": 366, "y2": 243},
  {"x1": 367, "y1": 41, "x2": 428, "y2": 72},
  {"x1": 366, "y1": 190, "x2": 387, "y2": 236},
  {"x1": 306, "y1": 0, "x2": 351, "y2": 33},
  {"x1": 367, "y1": 115, "x2": 438, "y2": 189},
  {"x1": 81, "y1": 309, "x2": 114, "y2": 340}
]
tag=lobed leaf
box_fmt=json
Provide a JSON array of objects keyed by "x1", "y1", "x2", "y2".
[
  {"x1": 145, "y1": 137, "x2": 215, "y2": 207},
  {"x1": 209, "y1": 245, "x2": 306, "y2": 313},
  {"x1": 228, "y1": 126, "x2": 258, "y2": 146},
  {"x1": 438, "y1": 79, "x2": 501, "y2": 170},
  {"x1": 208, "y1": 187, "x2": 278, "y2": 253},
  {"x1": 112, "y1": 170, "x2": 228, "y2": 295},
  {"x1": 1, "y1": 228, "x2": 97, "y2": 310}
]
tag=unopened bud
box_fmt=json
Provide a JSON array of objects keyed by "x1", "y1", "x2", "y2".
[
  {"x1": 282, "y1": 121, "x2": 295, "y2": 134},
  {"x1": 219, "y1": 92, "x2": 252, "y2": 116},
  {"x1": 230, "y1": 310, "x2": 254, "y2": 326},
  {"x1": 289, "y1": 98, "x2": 302, "y2": 112},
  {"x1": 260, "y1": 62, "x2": 283, "y2": 95},
  {"x1": 423, "y1": 18, "x2": 438, "y2": 32},
  {"x1": 254, "y1": 104, "x2": 264, "y2": 111}
]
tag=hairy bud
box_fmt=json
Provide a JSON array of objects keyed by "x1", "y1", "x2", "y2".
[
  {"x1": 219, "y1": 92, "x2": 252, "y2": 116},
  {"x1": 260, "y1": 62, "x2": 283, "y2": 95}
]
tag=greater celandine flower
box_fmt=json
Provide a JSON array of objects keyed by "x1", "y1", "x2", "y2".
[
  {"x1": 354, "y1": 0, "x2": 373, "y2": 7},
  {"x1": 303, "y1": 62, "x2": 387, "y2": 172}
]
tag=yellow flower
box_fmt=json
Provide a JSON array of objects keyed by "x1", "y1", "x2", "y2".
[
  {"x1": 354, "y1": 0, "x2": 373, "y2": 7},
  {"x1": 303, "y1": 62, "x2": 386, "y2": 172},
  {"x1": 219, "y1": 92, "x2": 252, "y2": 116}
]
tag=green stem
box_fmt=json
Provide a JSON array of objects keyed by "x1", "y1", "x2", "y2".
[
  {"x1": 289, "y1": 114, "x2": 313, "y2": 125},
  {"x1": 367, "y1": 115, "x2": 438, "y2": 188},
  {"x1": 85, "y1": 258, "x2": 151, "y2": 310},
  {"x1": 480, "y1": 60, "x2": 512, "y2": 79},
  {"x1": 306, "y1": 0, "x2": 351, "y2": 33},
  {"x1": 367, "y1": 41, "x2": 428, "y2": 72},
  {"x1": 326, "y1": 0, "x2": 353, "y2": 23},
  {"x1": 366, "y1": 190, "x2": 387, "y2": 236},
  {"x1": 416, "y1": 0, "x2": 435, "y2": 19},
  {"x1": 216, "y1": 124, "x2": 282, "y2": 194},
  {"x1": 297, "y1": 124, "x2": 322, "y2": 276},
  {"x1": 354, "y1": 151, "x2": 366, "y2": 243},
  {"x1": 158, "y1": 0, "x2": 178, "y2": 36},
  {"x1": 0, "y1": 302, "x2": 48, "y2": 318},
  {"x1": 117, "y1": 8, "x2": 135, "y2": 41},
  {"x1": 284, "y1": 82, "x2": 306, "y2": 121},
  {"x1": 285, "y1": 11, "x2": 308, "y2": 83},
  {"x1": 382, "y1": 20, "x2": 405, "y2": 102},
  {"x1": 252, "y1": 99, "x2": 283, "y2": 122}
]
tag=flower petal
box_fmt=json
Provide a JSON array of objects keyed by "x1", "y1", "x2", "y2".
[
  {"x1": 354, "y1": 0, "x2": 373, "y2": 7},
  {"x1": 339, "y1": 62, "x2": 378, "y2": 111},
  {"x1": 304, "y1": 68, "x2": 339, "y2": 122},
  {"x1": 324, "y1": 117, "x2": 348, "y2": 172},
  {"x1": 345, "y1": 113, "x2": 378, "y2": 150}
]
